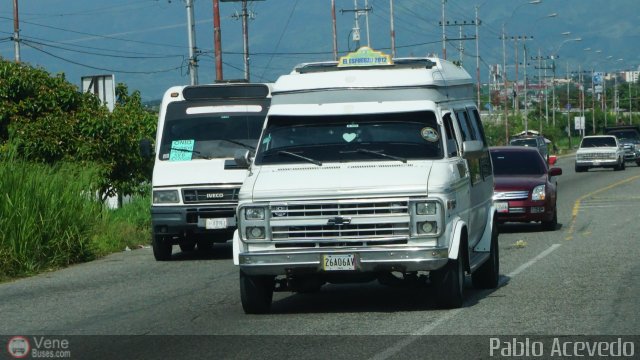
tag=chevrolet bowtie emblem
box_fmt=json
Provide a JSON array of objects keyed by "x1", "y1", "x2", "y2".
[{"x1": 327, "y1": 216, "x2": 352, "y2": 226}]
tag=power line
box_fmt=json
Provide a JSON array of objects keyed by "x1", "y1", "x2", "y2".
[
  {"x1": 21, "y1": 38, "x2": 184, "y2": 60},
  {"x1": 21, "y1": 41, "x2": 184, "y2": 74}
]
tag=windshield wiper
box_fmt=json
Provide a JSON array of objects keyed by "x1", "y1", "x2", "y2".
[
  {"x1": 221, "y1": 139, "x2": 255, "y2": 151},
  {"x1": 169, "y1": 147, "x2": 212, "y2": 160},
  {"x1": 351, "y1": 148, "x2": 407, "y2": 163},
  {"x1": 276, "y1": 150, "x2": 322, "y2": 166}
]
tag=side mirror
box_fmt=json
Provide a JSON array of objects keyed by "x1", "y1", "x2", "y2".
[
  {"x1": 139, "y1": 139, "x2": 153, "y2": 159},
  {"x1": 548, "y1": 167, "x2": 563, "y2": 177},
  {"x1": 234, "y1": 150, "x2": 253, "y2": 169},
  {"x1": 462, "y1": 140, "x2": 484, "y2": 156}
]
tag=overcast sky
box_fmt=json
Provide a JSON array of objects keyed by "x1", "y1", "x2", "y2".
[{"x1": 1, "y1": 0, "x2": 638, "y2": 101}]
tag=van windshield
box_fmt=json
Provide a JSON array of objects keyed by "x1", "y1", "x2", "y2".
[
  {"x1": 254, "y1": 111, "x2": 443, "y2": 165},
  {"x1": 159, "y1": 113, "x2": 264, "y2": 161}
]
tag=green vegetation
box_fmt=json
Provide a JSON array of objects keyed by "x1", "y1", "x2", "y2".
[
  {"x1": 0, "y1": 159, "x2": 150, "y2": 280},
  {"x1": 1, "y1": 58, "x2": 155, "y2": 280}
]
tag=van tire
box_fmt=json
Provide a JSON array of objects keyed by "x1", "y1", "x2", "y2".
[
  {"x1": 434, "y1": 256, "x2": 465, "y2": 308},
  {"x1": 179, "y1": 241, "x2": 196, "y2": 252},
  {"x1": 472, "y1": 224, "x2": 500, "y2": 289},
  {"x1": 240, "y1": 271, "x2": 275, "y2": 314},
  {"x1": 152, "y1": 235, "x2": 173, "y2": 261}
]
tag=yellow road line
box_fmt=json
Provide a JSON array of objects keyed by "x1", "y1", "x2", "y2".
[{"x1": 566, "y1": 175, "x2": 640, "y2": 240}]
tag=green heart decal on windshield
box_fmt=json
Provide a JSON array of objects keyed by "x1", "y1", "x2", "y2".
[{"x1": 342, "y1": 133, "x2": 357, "y2": 142}]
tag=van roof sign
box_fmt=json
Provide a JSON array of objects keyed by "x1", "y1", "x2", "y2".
[{"x1": 337, "y1": 47, "x2": 393, "y2": 68}]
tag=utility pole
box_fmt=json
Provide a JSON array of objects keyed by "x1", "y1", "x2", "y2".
[
  {"x1": 501, "y1": 26, "x2": 509, "y2": 143},
  {"x1": 439, "y1": 20, "x2": 476, "y2": 64},
  {"x1": 340, "y1": 1, "x2": 371, "y2": 50},
  {"x1": 185, "y1": 0, "x2": 199, "y2": 85},
  {"x1": 213, "y1": 0, "x2": 223, "y2": 81},
  {"x1": 441, "y1": 0, "x2": 446, "y2": 59},
  {"x1": 533, "y1": 54, "x2": 554, "y2": 126},
  {"x1": 230, "y1": 0, "x2": 256, "y2": 82},
  {"x1": 389, "y1": 0, "x2": 396, "y2": 58},
  {"x1": 12, "y1": 0, "x2": 21, "y2": 62},
  {"x1": 332, "y1": 0, "x2": 338, "y2": 60},
  {"x1": 566, "y1": 61, "x2": 572, "y2": 148},
  {"x1": 510, "y1": 35, "x2": 533, "y2": 115},
  {"x1": 475, "y1": 6, "x2": 482, "y2": 109}
]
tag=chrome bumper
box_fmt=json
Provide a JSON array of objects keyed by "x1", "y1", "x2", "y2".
[
  {"x1": 576, "y1": 159, "x2": 618, "y2": 167},
  {"x1": 239, "y1": 246, "x2": 450, "y2": 275}
]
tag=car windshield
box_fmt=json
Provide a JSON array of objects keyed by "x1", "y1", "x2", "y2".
[
  {"x1": 159, "y1": 113, "x2": 264, "y2": 161},
  {"x1": 580, "y1": 137, "x2": 616, "y2": 148},
  {"x1": 491, "y1": 150, "x2": 545, "y2": 176},
  {"x1": 509, "y1": 138, "x2": 538, "y2": 147},
  {"x1": 254, "y1": 111, "x2": 443, "y2": 165},
  {"x1": 607, "y1": 130, "x2": 639, "y2": 141}
]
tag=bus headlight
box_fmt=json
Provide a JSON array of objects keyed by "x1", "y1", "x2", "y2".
[{"x1": 153, "y1": 190, "x2": 179, "y2": 204}]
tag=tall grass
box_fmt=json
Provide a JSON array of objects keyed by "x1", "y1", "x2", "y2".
[{"x1": 0, "y1": 159, "x2": 151, "y2": 280}]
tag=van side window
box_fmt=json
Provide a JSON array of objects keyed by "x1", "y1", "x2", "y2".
[
  {"x1": 467, "y1": 107, "x2": 493, "y2": 179},
  {"x1": 443, "y1": 113, "x2": 459, "y2": 157},
  {"x1": 467, "y1": 108, "x2": 487, "y2": 147},
  {"x1": 454, "y1": 110, "x2": 476, "y2": 141}
]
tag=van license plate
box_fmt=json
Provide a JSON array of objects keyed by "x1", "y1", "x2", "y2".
[
  {"x1": 323, "y1": 254, "x2": 355, "y2": 271},
  {"x1": 205, "y1": 218, "x2": 227, "y2": 229},
  {"x1": 495, "y1": 202, "x2": 509, "y2": 213}
]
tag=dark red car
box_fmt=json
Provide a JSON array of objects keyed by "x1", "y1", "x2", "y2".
[{"x1": 490, "y1": 146, "x2": 562, "y2": 230}]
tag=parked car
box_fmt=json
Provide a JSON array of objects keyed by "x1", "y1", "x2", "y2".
[
  {"x1": 491, "y1": 146, "x2": 562, "y2": 231},
  {"x1": 604, "y1": 125, "x2": 640, "y2": 166},
  {"x1": 509, "y1": 135, "x2": 549, "y2": 163},
  {"x1": 575, "y1": 135, "x2": 625, "y2": 172}
]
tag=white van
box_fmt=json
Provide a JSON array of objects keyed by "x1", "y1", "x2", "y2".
[
  {"x1": 232, "y1": 48, "x2": 498, "y2": 313},
  {"x1": 145, "y1": 83, "x2": 271, "y2": 261}
]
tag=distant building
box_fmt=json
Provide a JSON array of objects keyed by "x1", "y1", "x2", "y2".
[{"x1": 622, "y1": 70, "x2": 639, "y2": 83}]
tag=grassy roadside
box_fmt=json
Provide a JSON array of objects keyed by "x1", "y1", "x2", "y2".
[{"x1": 0, "y1": 160, "x2": 150, "y2": 282}]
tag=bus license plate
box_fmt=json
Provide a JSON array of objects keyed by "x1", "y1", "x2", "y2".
[
  {"x1": 495, "y1": 202, "x2": 509, "y2": 213},
  {"x1": 323, "y1": 254, "x2": 355, "y2": 271},
  {"x1": 205, "y1": 218, "x2": 228, "y2": 229}
]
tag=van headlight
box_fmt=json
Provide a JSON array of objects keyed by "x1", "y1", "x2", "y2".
[
  {"x1": 411, "y1": 200, "x2": 442, "y2": 238},
  {"x1": 245, "y1": 207, "x2": 266, "y2": 220},
  {"x1": 532, "y1": 185, "x2": 546, "y2": 201},
  {"x1": 417, "y1": 221, "x2": 437, "y2": 234},
  {"x1": 246, "y1": 226, "x2": 266, "y2": 240},
  {"x1": 416, "y1": 202, "x2": 437, "y2": 215},
  {"x1": 153, "y1": 190, "x2": 179, "y2": 204}
]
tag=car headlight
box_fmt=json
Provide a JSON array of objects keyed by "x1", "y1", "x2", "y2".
[
  {"x1": 245, "y1": 207, "x2": 266, "y2": 220},
  {"x1": 153, "y1": 190, "x2": 179, "y2": 204},
  {"x1": 532, "y1": 185, "x2": 546, "y2": 201},
  {"x1": 416, "y1": 202, "x2": 438, "y2": 215}
]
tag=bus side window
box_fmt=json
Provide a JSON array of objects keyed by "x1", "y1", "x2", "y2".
[{"x1": 443, "y1": 113, "x2": 459, "y2": 157}]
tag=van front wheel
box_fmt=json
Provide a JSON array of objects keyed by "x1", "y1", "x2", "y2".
[
  {"x1": 434, "y1": 256, "x2": 464, "y2": 308},
  {"x1": 152, "y1": 235, "x2": 173, "y2": 261},
  {"x1": 240, "y1": 271, "x2": 275, "y2": 314}
]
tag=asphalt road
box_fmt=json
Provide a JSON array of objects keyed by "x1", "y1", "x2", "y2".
[{"x1": 2, "y1": 156, "x2": 639, "y2": 359}]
